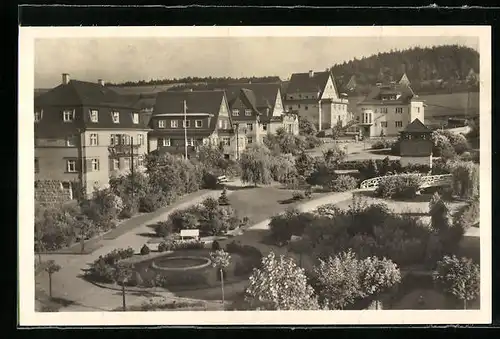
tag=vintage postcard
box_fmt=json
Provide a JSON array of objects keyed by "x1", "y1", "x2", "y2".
[{"x1": 18, "y1": 26, "x2": 491, "y2": 326}]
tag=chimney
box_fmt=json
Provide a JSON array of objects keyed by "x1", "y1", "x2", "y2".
[
  {"x1": 62, "y1": 73, "x2": 70, "y2": 85},
  {"x1": 98, "y1": 79, "x2": 105, "y2": 86},
  {"x1": 309, "y1": 70, "x2": 314, "y2": 78}
]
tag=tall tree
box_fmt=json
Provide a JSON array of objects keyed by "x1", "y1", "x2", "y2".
[
  {"x1": 44, "y1": 260, "x2": 61, "y2": 299},
  {"x1": 245, "y1": 252, "x2": 320, "y2": 310},
  {"x1": 239, "y1": 144, "x2": 273, "y2": 187},
  {"x1": 433, "y1": 255, "x2": 480, "y2": 309},
  {"x1": 210, "y1": 249, "x2": 232, "y2": 307},
  {"x1": 113, "y1": 262, "x2": 134, "y2": 311}
]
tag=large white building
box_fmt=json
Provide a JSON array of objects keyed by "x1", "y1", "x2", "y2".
[
  {"x1": 284, "y1": 70, "x2": 350, "y2": 130},
  {"x1": 356, "y1": 82, "x2": 425, "y2": 138}
]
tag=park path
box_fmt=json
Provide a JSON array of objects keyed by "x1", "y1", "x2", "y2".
[{"x1": 38, "y1": 189, "x2": 228, "y2": 312}]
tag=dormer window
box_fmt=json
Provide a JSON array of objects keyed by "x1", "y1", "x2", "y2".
[
  {"x1": 232, "y1": 109, "x2": 240, "y2": 116},
  {"x1": 112, "y1": 111, "x2": 120, "y2": 123},
  {"x1": 244, "y1": 109, "x2": 252, "y2": 116},
  {"x1": 158, "y1": 120, "x2": 166, "y2": 128},
  {"x1": 171, "y1": 120, "x2": 179, "y2": 128},
  {"x1": 132, "y1": 113, "x2": 139, "y2": 124},
  {"x1": 89, "y1": 109, "x2": 99, "y2": 123},
  {"x1": 63, "y1": 109, "x2": 75, "y2": 122},
  {"x1": 34, "y1": 109, "x2": 43, "y2": 122},
  {"x1": 195, "y1": 120, "x2": 202, "y2": 128}
]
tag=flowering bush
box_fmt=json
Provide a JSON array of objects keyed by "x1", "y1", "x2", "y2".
[
  {"x1": 140, "y1": 244, "x2": 150, "y2": 255},
  {"x1": 374, "y1": 174, "x2": 422, "y2": 199},
  {"x1": 326, "y1": 174, "x2": 359, "y2": 192},
  {"x1": 371, "y1": 139, "x2": 394, "y2": 150}
]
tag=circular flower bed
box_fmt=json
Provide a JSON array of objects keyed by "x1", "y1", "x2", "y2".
[{"x1": 151, "y1": 256, "x2": 211, "y2": 271}]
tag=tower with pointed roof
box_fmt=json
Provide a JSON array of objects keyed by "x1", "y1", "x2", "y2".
[{"x1": 399, "y1": 118, "x2": 433, "y2": 168}]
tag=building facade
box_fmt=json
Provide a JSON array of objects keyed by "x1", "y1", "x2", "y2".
[
  {"x1": 34, "y1": 74, "x2": 150, "y2": 199},
  {"x1": 223, "y1": 83, "x2": 299, "y2": 147},
  {"x1": 148, "y1": 90, "x2": 242, "y2": 160},
  {"x1": 284, "y1": 70, "x2": 350, "y2": 130},
  {"x1": 399, "y1": 118, "x2": 433, "y2": 167},
  {"x1": 356, "y1": 82, "x2": 425, "y2": 138}
]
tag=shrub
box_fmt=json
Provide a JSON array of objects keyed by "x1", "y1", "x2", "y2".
[
  {"x1": 304, "y1": 135, "x2": 322, "y2": 149},
  {"x1": 158, "y1": 241, "x2": 168, "y2": 252},
  {"x1": 211, "y1": 240, "x2": 221, "y2": 251},
  {"x1": 140, "y1": 244, "x2": 150, "y2": 255},
  {"x1": 202, "y1": 171, "x2": 219, "y2": 189},
  {"x1": 316, "y1": 130, "x2": 326, "y2": 138},
  {"x1": 454, "y1": 197, "x2": 480, "y2": 231},
  {"x1": 139, "y1": 190, "x2": 165, "y2": 213},
  {"x1": 371, "y1": 139, "x2": 393, "y2": 150},
  {"x1": 168, "y1": 209, "x2": 200, "y2": 233},
  {"x1": 327, "y1": 174, "x2": 359, "y2": 192},
  {"x1": 171, "y1": 239, "x2": 205, "y2": 250},
  {"x1": 292, "y1": 191, "x2": 306, "y2": 200},
  {"x1": 304, "y1": 186, "x2": 313, "y2": 199},
  {"x1": 119, "y1": 198, "x2": 139, "y2": 219},
  {"x1": 374, "y1": 174, "x2": 422, "y2": 199},
  {"x1": 156, "y1": 271, "x2": 209, "y2": 287},
  {"x1": 218, "y1": 188, "x2": 230, "y2": 206},
  {"x1": 450, "y1": 160, "x2": 479, "y2": 198}
]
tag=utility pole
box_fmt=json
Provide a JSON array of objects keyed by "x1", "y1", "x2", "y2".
[
  {"x1": 184, "y1": 100, "x2": 188, "y2": 159},
  {"x1": 130, "y1": 136, "x2": 134, "y2": 201},
  {"x1": 235, "y1": 123, "x2": 239, "y2": 160}
]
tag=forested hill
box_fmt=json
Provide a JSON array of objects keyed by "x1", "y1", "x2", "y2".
[
  {"x1": 331, "y1": 45, "x2": 480, "y2": 95},
  {"x1": 106, "y1": 76, "x2": 281, "y2": 87}
]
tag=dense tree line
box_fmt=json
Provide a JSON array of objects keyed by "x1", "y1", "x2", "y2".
[
  {"x1": 107, "y1": 76, "x2": 281, "y2": 87},
  {"x1": 331, "y1": 45, "x2": 480, "y2": 95}
]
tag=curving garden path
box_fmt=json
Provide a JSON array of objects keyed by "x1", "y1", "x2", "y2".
[{"x1": 37, "y1": 187, "x2": 365, "y2": 312}]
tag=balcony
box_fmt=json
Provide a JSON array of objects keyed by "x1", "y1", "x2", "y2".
[{"x1": 108, "y1": 143, "x2": 141, "y2": 156}]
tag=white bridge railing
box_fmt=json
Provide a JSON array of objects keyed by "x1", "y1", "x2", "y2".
[{"x1": 359, "y1": 174, "x2": 453, "y2": 190}]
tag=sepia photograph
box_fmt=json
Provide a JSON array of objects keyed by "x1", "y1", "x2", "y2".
[{"x1": 18, "y1": 26, "x2": 491, "y2": 326}]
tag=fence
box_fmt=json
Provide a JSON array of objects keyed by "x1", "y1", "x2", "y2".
[{"x1": 359, "y1": 174, "x2": 453, "y2": 190}]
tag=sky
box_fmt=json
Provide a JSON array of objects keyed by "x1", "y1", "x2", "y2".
[{"x1": 34, "y1": 36, "x2": 479, "y2": 88}]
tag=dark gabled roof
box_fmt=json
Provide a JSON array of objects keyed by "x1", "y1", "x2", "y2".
[
  {"x1": 359, "y1": 83, "x2": 416, "y2": 105},
  {"x1": 286, "y1": 71, "x2": 332, "y2": 96},
  {"x1": 151, "y1": 90, "x2": 228, "y2": 136},
  {"x1": 403, "y1": 118, "x2": 431, "y2": 133},
  {"x1": 35, "y1": 80, "x2": 140, "y2": 109}
]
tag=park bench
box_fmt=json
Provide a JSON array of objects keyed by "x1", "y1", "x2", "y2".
[
  {"x1": 217, "y1": 175, "x2": 229, "y2": 184},
  {"x1": 180, "y1": 229, "x2": 200, "y2": 241}
]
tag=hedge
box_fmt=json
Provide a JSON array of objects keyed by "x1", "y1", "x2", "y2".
[{"x1": 374, "y1": 174, "x2": 422, "y2": 200}]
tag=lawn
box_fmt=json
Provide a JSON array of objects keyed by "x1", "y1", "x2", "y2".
[{"x1": 227, "y1": 185, "x2": 329, "y2": 226}]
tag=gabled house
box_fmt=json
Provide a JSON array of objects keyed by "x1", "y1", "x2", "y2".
[
  {"x1": 356, "y1": 82, "x2": 425, "y2": 138},
  {"x1": 149, "y1": 90, "x2": 240, "y2": 159},
  {"x1": 223, "y1": 83, "x2": 299, "y2": 145},
  {"x1": 397, "y1": 72, "x2": 411, "y2": 86},
  {"x1": 34, "y1": 73, "x2": 151, "y2": 199},
  {"x1": 284, "y1": 70, "x2": 349, "y2": 131}
]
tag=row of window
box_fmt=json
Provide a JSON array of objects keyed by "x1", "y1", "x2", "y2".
[
  {"x1": 358, "y1": 115, "x2": 404, "y2": 128},
  {"x1": 360, "y1": 107, "x2": 420, "y2": 114},
  {"x1": 34, "y1": 157, "x2": 143, "y2": 174},
  {"x1": 88, "y1": 133, "x2": 145, "y2": 146},
  {"x1": 157, "y1": 136, "x2": 255, "y2": 148},
  {"x1": 34, "y1": 109, "x2": 140, "y2": 124},
  {"x1": 158, "y1": 119, "x2": 203, "y2": 129},
  {"x1": 232, "y1": 109, "x2": 253, "y2": 117},
  {"x1": 287, "y1": 103, "x2": 347, "y2": 111}
]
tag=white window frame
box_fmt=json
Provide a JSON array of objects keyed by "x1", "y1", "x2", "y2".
[
  {"x1": 112, "y1": 159, "x2": 120, "y2": 171},
  {"x1": 395, "y1": 121, "x2": 403, "y2": 128},
  {"x1": 247, "y1": 137, "x2": 253, "y2": 144},
  {"x1": 138, "y1": 134, "x2": 144, "y2": 145},
  {"x1": 158, "y1": 120, "x2": 166, "y2": 128},
  {"x1": 89, "y1": 109, "x2": 99, "y2": 123},
  {"x1": 171, "y1": 120, "x2": 179, "y2": 128},
  {"x1": 244, "y1": 109, "x2": 252, "y2": 116},
  {"x1": 416, "y1": 107, "x2": 421, "y2": 113},
  {"x1": 246, "y1": 123, "x2": 253, "y2": 132},
  {"x1": 163, "y1": 138, "x2": 171, "y2": 147},
  {"x1": 91, "y1": 158, "x2": 100, "y2": 171},
  {"x1": 123, "y1": 158, "x2": 130, "y2": 169},
  {"x1": 380, "y1": 107, "x2": 388, "y2": 114},
  {"x1": 63, "y1": 109, "x2": 75, "y2": 122},
  {"x1": 187, "y1": 138, "x2": 194, "y2": 147},
  {"x1": 224, "y1": 120, "x2": 228, "y2": 129},
  {"x1": 218, "y1": 120, "x2": 223, "y2": 129},
  {"x1": 112, "y1": 111, "x2": 120, "y2": 123},
  {"x1": 262, "y1": 123, "x2": 267, "y2": 131},
  {"x1": 183, "y1": 120, "x2": 190, "y2": 128},
  {"x1": 89, "y1": 133, "x2": 99, "y2": 146},
  {"x1": 222, "y1": 137, "x2": 230, "y2": 146},
  {"x1": 132, "y1": 113, "x2": 139, "y2": 124},
  {"x1": 195, "y1": 120, "x2": 202, "y2": 128},
  {"x1": 396, "y1": 107, "x2": 403, "y2": 114},
  {"x1": 34, "y1": 110, "x2": 42, "y2": 122},
  {"x1": 381, "y1": 121, "x2": 388, "y2": 128},
  {"x1": 232, "y1": 109, "x2": 240, "y2": 116},
  {"x1": 66, "y1": 160, "x2": 77, "y2": 173},
  {"x1": 66, "y1": 135, "x2": 77, "y2": 147}
]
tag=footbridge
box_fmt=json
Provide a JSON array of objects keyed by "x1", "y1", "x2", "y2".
[{"x1": 359, "y1": 174, "x2": 453, "y2": 190}]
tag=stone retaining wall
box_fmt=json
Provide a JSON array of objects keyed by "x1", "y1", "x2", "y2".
[{"x1": 35, "y1": 180, "x2": 74, "y2": 206}]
